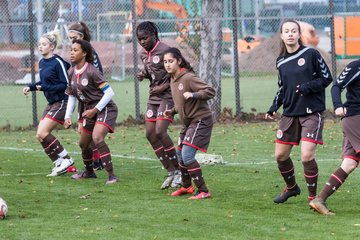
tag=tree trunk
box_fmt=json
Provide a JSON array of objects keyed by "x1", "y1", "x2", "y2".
[
  {"x1": 0, "y1": 0, "x2": 14, "y2": 44},
  {"x1": 199, "y1": 0, "x2": 223, "y2": 118}
]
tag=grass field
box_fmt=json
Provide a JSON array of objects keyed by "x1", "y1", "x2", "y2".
[
  {"x1": 0, "y1": 75, "x2": 334, "y2": 129},
  {"x1": 1, "y1": 120, "x2": 360, "y2": 240}
]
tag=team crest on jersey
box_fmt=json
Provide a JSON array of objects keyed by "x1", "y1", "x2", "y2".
[
  {"x1": 178, "y1": 83, "x2": 184, "y2": 91},
  {"x1": 153, "y1": 56, "x2": 160, "y2": 64},
  {"x1": 146, "y1": 109, "x2": 154, "y2": 118},
  {"x1": 276, "y1": 130, "x2": 283, "y2": 139},
  {"x1": 81, "y1": 78, "x2": 88, "y2": 86},
  {"x1": 298, "y1": 58, "x2": 305, "y2": 66}
]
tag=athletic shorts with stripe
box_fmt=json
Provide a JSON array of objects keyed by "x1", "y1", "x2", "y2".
[
  {"x1": 41, "y1": 100, "x2": 67, "y2": 125},
  {"x1": 178, "y1": 116, "x2": 213, "y2": 153},
  {"x1": 145, "y1": 100, "x2": 174, "y2": 122},
  {"x1": 80, "y1": 105, "x2": 118, "y2": 134},
  {"x1": 342, "y1": 115, "x2": 360, "y2": 161},
  {"x1": 275, "y1": 112, "x2": 324, "y2": 145}
]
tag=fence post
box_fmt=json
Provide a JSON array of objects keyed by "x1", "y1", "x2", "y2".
[
  {"x1": 131, "y1": 1, "x2": 140, "y2": 121},
  {"x1": 28, "y1": 0, "x2": 38, "y2": 127},
  {"x1": 232, "y1": 0, "x2": 241, "y2": 116},
  {"x1": 329, "y1": 0, "x2": 337, "y2": 79}
]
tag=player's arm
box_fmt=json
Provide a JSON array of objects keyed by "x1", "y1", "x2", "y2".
[
  {"x1": 64, "y1": 95, "x2": 76, "y2": 129},
  {"x1": 186, "y1": 75, "x2": 215, "y2": 100},
  {"x1": 296, "y1": 51, "x2": 333, "y2": 95},
  {"x1": 331, "y1": 61, "x2": 360, "y2": 116},
  {"x1": 266, "y1": 73, "x2": 284, "y2": 119}
]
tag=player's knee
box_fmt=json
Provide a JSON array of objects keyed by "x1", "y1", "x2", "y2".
[
  {"x1": 35, "y1": 132, "x2": 47, "y2": 142},
  {"x1": 92, "y1": 135, "x2": 104, "y2": 145},
  {"x1": 341, "y1": 158, "x2": 358, "y2": 173},
  {"x1": 79, "y1": 140, "x2": 89, "y2": 150},
  {"x1": 155, "y1": 130, "x2": 167, "y2": 141},
  {"x1": 301, "y1": 152, "x2": 315, "y2": 161},
  {"x1": 181, "y1": 146, "x2": 197, "y2": 166},
  {"x1": 275, "y1": 152, "x2": 290, "y2": 161}
]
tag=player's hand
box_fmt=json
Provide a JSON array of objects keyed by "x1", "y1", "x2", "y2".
[
  {"x1": 164, "y1": 109, "x2": 173, "y2": 118},
  {"x1": 82, "y1": 108, "x2": 98, "y2": 119},
  {"x1": 183, "y1": 92, "x2": 193, "y2": 99},
  {"x1": 295, "y1": 85, "x2": 303, "y2": 96},
  {"x1": 36, "y1": 85, "x2": 42, "y2": 91},
  {"x1": 265, "y1": 111, "x2": 276, "y2": 120},
  {"x1": 23, "y1": 87, "x2": 30, "y2": 95},
  {"x1": 334, "y1": 107, "x2": 346, "y2": 117},
  {"x1": 64, "y1": 118, "x2": 72, "y2": 129},
  {"x1": 136, "y1": 72, "x2": 145, "y2": 81}
]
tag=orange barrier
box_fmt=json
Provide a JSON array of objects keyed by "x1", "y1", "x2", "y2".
[{"x1": 334, "y1": 16, "x2": 360, "y2": 58}]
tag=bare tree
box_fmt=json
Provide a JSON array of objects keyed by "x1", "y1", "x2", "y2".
[
  {"x1": 199, "y1": 0, "x2": 223, "y2": 118},
  {"x1": 0, "y1": 0, "x2": 14, "y2": 44}
]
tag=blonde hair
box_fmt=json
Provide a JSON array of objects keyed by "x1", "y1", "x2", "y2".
[{"x1": 41, "y1": 30, "x2": 61, "y2": 49}]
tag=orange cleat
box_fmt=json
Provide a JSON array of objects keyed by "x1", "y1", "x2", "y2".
[
  {"x1": 188, "y1": 191, "x2": 211, "y2": 200},
  {"x1": 171, "y1": 185, "x2": 195, "y2": 196}
]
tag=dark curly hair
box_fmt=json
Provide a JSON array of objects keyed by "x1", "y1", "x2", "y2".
[{"x1": 72, "y1": 39, "x2": 94, "y2": 64}]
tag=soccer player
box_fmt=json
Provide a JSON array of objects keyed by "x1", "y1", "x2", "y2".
[
  {"x1": 310, "y1": 60, "x2": 360, "y2": 215},
  {"x1": 22, "y1": 30, "x2": 74, "y2": 176},
  {"x1": 163, "y1": 47, "x2": 215, "y2": 199},
  {"x1": 136, "y1": 21, "x2": 181, "y2": 189},
  {"x1": 64, "y1": 39, "x2": 118, "y2": 184},
  {"x1": 67, "y1": 21, "x2": 104, "y2": 171},
  {"x1": 265, "y1": 19, "x2": 332, "y2": 204}
]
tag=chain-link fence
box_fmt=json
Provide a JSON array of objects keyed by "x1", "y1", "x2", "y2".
[{"x1": 0, "y1": 0, "x2": 358, "y2": 129}]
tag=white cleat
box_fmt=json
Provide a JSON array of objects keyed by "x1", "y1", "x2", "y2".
[
  {"x1": 171, "y1": 170, "x2": 182, "y2": 188},
  {"x1": 161, "y1": 171, "x2": 175, "y2": 190},
  {"x1": 47, "y1": 159, "x2": 63, "y2": 177},
  {"x1": 55, "y1": 158, "x2": 74, "y2": 175},
  {"x1": 47, "y1": 168, "x2": 61, "y2": 177},
  {"x1": 52, "y1": 159, "x2": 63, "y2": 171}
]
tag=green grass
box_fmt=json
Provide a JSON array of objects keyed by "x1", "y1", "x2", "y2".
[
  {"x1": 0, "y1": 75, "x2": 335, "y2": 129},
  {"x1": 1, "y1": 121, "x2": 360, "y2": 239},
  {"x1": 0, "y1": 75, "x2": 336, "y2": 129}
]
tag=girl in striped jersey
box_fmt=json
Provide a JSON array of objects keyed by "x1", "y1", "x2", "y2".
[
  {"x1": 265, "y1": 19, "x2": 332, "y2": 204},
  {"x1": 22, "y1": 31, "x2": 74, "y2": 177},
  {"x1": 67, "y1": 21, "x2": 104, "y2": 171},
  {"x1": 136, "y1": 21, "x2": 181, "y2": 189},
  {"x1": 64, "y1": 39, "x2": 118, "y2": 184},
  {"x1": 310, "y1": 60, "x2": 360, "y2": 215}
]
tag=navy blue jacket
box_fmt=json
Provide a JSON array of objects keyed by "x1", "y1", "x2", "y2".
[
  {"x1": 268, "y1": 45, "x2": 333, "y2": 116},
  {"x1": 331, "y1": 59, "x2": 360, "y2": 117},
  {"x1": 28, "y1": 54, "x2": 70, "y2": 104}
]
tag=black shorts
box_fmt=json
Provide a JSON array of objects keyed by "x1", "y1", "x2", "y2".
[
  {"x1": 178, "y1": 116, "x2": 214, "y2": 153},
  {"x1": 41, "y1": 100, "x2": 67, "y2": 125},
  {"x1": 276, "y1": 112, "x2": 324, "y2": 145},
  {"x1": 342, "y1": 115, "x2": 360, "y2": 161},
  {"x1": 145, "y1": 99, "x2": 174, "y2": 122},
  {"x1": 80, "y1": 105, "x2": 118, "y2": 134}
]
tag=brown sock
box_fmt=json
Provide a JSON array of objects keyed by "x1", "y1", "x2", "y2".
[
  {"x1": 96, "y1": 141, "x2": 114, "y2": 176},
  {"x1": 90, "y1": 141, "x2": 100, "y2": 161},
  {"x1": 153, "y1": 146, "x2": 175, "y2": 172},
  {"x1": 179, "y1": 160, "x2": 192, "y2": 188},
  {"x1": 318, "y1": 167, "x2": 348, "y2": 201},
  {"x1": 277, "y1": 158, "x2": 297, "y2": 189},
  {"x1": 164, "y1": 146, "x2": 179, "y2": 169},
  {"x1": 303, "y1": 159, "x2": 318, "y2": 198},
  {"x1": 41, "y1": 134, "x2": 64, "y2": 161},
  {"x1": 187, "y1": 161, "x2": 208, "y2": 193},
  {"x1": 81, "y1": 147, "x2": 94, "y2": 173}
]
